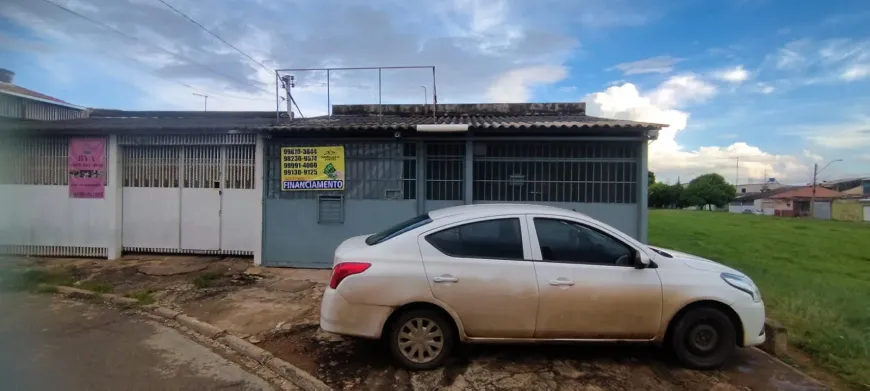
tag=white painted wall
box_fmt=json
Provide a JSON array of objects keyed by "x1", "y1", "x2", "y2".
[{"x1": 0, "y1": 185, "x2": 109, "y2": 247}]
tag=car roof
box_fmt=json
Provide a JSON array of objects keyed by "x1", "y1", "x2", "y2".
[{"x1": 428, "y1": 203, "x2": 588, "y2": 220}]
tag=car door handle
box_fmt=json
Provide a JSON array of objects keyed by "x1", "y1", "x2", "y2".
[
  {"x1": 433, "y1": 275, "x2": 459, "y2": 283},
  {"x1": 548, "y1": 279, "x2": 575, "y2": 286}
]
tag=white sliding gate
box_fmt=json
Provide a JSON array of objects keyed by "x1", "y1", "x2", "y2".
[{"x1": 121, "y1": 136, "x2": 258, "y2": 255}]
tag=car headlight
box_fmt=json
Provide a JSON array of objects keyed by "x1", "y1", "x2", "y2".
[{"x1": 721, "y1": 272, "x2": 762, "y2": 302}]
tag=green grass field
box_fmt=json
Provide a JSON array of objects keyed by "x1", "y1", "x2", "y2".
[{"x1": 649, "y1": 210, "x2": 870, "y2": 388}]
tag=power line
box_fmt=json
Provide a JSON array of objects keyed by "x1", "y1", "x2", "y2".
[
  {"x1": 36, "y1": 0, "x2": 275, "y2": 96},
  {"x1": 154, "y1": 0, "x2": 273, "y2": 74}
]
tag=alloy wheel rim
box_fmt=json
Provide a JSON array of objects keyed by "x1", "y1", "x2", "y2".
[{"x1": 398, "y1": 317, "x2": 444, "y2": 364}]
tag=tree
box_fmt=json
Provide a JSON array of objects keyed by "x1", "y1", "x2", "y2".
[
  {"x1": 648, "y1": 182, "x2": 670, "y2": 208},
  {"x1": 648, "y1": 171, "x2": 656, "y2": 187},
  {"x1": 681, "y1": 173, "x2": 736, "y2": 210}
]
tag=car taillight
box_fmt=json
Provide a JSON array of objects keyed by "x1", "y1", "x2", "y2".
[{"x1": 329, "y1": 262, "x2": 371, "y2": 289}]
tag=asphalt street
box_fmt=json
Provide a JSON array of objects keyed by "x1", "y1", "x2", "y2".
[{"x1": 0, "y1": 292, "x2": 274, "y2": 391}]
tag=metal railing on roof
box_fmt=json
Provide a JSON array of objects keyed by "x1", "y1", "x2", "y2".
[{"x1": 273, "y1": 66, "x2": 437, "y2": 122}]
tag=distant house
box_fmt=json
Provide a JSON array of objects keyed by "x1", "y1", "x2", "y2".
[
  {"x1": 767, "y1": 186, "x2": 842, "y2": 218},
  {"x1": 729, "y1": 186, "x2": 796, "y2": 215},
  {"x1": 0, "y1": 68, "x2": 88, "y2": 120}
]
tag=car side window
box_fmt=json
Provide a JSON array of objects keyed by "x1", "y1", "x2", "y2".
[
  {"x1": 533, "y1": 218, "x2": 634, "y2": 266},
  {"x1": 426, "y1": 218, "x2": 524, "y2": 260}
]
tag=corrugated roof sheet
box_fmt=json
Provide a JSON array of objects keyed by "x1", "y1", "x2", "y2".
[
  {"x1": 2, "y1": 112, "x2": 666, "y2": 134},
  {"x1": 0, "y1": 82, "x2": 70, "y2": 104},
  {"x1": 268, "y1": 114, "x2": 665, "y2": 131}
]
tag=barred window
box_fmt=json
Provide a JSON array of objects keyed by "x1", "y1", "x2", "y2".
[
  {"x1": 472, "y1": 141, "x2": 638, "y2": 204},
  {"x1": 0, "y1": 136, "x2": 70, "y2": 185},
  {"x1": 426, "y1": 143, "x2": 464, "y2": 201},
  {"x1": 123, "y1": 146, "x2": 180, "y2": 188},
  {"x1": 267, "y1": 141, "x2": 417, "y2": 200}
]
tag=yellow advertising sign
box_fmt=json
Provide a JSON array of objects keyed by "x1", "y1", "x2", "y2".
[{"x1": 280, "y1": 146, "x2": 346, "y2": 191}]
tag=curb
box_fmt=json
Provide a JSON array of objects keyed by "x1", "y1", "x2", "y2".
[{"x1": 48, "y1": 284, "x2": 333, "y2": 391}]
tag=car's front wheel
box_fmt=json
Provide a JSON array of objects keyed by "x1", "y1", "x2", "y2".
[
  {"x1": 670, "y1": 306, "x2": 737, "y2": 369},
  {"x1": 387, "y1": 309, "x2": 455, "y2": 370}
]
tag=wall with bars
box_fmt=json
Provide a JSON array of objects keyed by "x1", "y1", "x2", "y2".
[
  {"x1": 261, "y1": 138, "x2": 645, "y2": 268},
  {"x1": 0, "y1": 136, "x2": 109, "y2": 256},
  {"x1": 0, "y1": 94, "x2": 88, "y2": 120},
  {"x1": 471, "y1": 141, "x2": 641, "y2": 238}
]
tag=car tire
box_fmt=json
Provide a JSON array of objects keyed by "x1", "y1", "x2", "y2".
[
  {"x1": 670, "y1": 307, "x2": 737, "y2": 369},
  {"x1": 387, "y1": 309, "x2": 455, "y2": 370}
]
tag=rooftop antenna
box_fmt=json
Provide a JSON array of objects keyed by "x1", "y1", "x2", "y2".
[{"x1": 192, "y1": 93, "x2": 208, "y2": 111}]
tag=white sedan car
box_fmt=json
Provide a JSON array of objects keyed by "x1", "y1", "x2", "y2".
[{"x1": 320, "y1": 204, "x2": 765, "y2": 370}]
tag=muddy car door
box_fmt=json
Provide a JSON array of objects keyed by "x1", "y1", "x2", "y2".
[
  {"x1": 526, "y1": 216, "x2": 663, "y2": 339},
  {"x1": 417, "y1": 216, "x2": 539, "y2": 338}
]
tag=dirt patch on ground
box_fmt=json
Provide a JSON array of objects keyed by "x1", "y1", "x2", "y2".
[
  {"x1": 258, "y1": 326, "x2": 742, "y2": 391},
  {"x1": 9, "y1": 255, "x2": 330, "y2": 339}
]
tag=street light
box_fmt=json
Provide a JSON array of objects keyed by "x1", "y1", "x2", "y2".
[
  {"x1": 420, "y1": 86, "x2": 427, "y2": 105},
  {"x1": 810, "y1": 159, "x2": 843, "y2": 217},
  {"x1": 192, "y1": 93, "x2": 208, "y2": 112}
]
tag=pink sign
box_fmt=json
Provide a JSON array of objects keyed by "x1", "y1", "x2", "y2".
[{"x1": 69, "y1": 138, "x2": 106, "y2": 199}]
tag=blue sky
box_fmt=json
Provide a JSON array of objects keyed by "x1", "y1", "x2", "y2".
[{"x1": 2, "y1": 0, "x2": 869, "y2": 184}]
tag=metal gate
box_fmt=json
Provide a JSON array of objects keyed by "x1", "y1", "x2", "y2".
[
  {"x1": 813, "y1": 201, "x2": 832, "y2": 220},
  {"x1": 263, "y1": 140, "x2": 418, "y2": 268},
  {"x1": 121, "y1": 135, "x2": 257, "y2": 255}
]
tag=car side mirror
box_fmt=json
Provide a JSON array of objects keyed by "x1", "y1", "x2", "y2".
[{"x1": 634, "y1": 251, "x2": 650, "y2": 269}]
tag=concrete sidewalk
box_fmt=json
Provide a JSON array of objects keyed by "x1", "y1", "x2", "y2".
[{"x1": 0, "y1": 293, "x2": 277, "y2": 391}]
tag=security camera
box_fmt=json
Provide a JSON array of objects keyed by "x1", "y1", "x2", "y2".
[{"x1": 394, "y1": 131, "x2": 402, "y2": 139}]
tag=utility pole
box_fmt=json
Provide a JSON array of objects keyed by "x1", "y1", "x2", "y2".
[
  {"x1": 192, "y1": 93, "x2": 208, "y2": 111},
  {"x1": 810, "y1": 159, "x2": 843, "y2": 217}
]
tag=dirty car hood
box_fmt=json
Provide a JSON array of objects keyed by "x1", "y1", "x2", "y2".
[{"x1": 648, "y1": 246, "x2": 743, "y2": 275}]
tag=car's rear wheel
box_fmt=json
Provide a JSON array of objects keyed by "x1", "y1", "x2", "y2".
[
  {"x1": 670, "y1": 307, "x2": 737, "y2": 369},
  {"x1": 387, "y1": 309, "x2": 454, "y2": 370}
]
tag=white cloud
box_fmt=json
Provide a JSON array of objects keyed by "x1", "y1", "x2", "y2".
[
  {"x1": 648, "y1": 74, "x2": 717, "y2": 109},
  {"x1": 610, "y1": 56, "x2": 683, "y2": 75},
  {"x1": 841, "y1": 64, "x2": 870, "y2": 81},
  {"x1": 803, "y1": 149, "x2": 823, "y2": 162},
  {"x1": 773, "y1": 39, "x2": 810, "y2": 69},
  {"x1": 755, "y1": 82, "x2": 775, "y2": 94},
  {"x1": 584, "y1": 77, "x2": 808, "y2": 183},
  {"x1": 486, "y1": 65, "x2": 567, "y2": 102},
  {"x1": 713, "y1": 65, "x2": 750, "y2": 83}
]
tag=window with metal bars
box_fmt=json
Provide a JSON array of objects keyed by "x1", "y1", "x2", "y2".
[
  {"x1": 426, "y1": 143, "x2": 464, "y2": 201},
  {"x1": 267, "y1": 141, "x2": 417, "y2": 200},
  {"x1": 0, "y1": 136, "x2": 71, "y2": 185},
  {"x1": 472, "y1": 141, "x2": 639, "y2": 204},
  {"x1": 122, "y1": 146, "x2": 180, "y2": 188}
]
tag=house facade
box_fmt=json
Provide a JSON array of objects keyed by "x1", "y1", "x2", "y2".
[
  {"x1": 0, "y1": 69, "x2": 88, "y2": 121},
  {"x1": 0, "y1": 103, "x2": 664, "y2": 268}
]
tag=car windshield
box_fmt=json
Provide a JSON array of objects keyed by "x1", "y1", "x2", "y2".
[{"x1": 365, "y1": 214, "x2": 432, "y2": 245}]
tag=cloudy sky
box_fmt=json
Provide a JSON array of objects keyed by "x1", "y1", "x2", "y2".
[{"x1": 2, "y1": 0, "x2": 870, "y2": 184}]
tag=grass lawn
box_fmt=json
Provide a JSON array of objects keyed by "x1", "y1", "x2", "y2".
[{"x1": 649, "y1": 210, "x2": 870, "y2": 388}]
